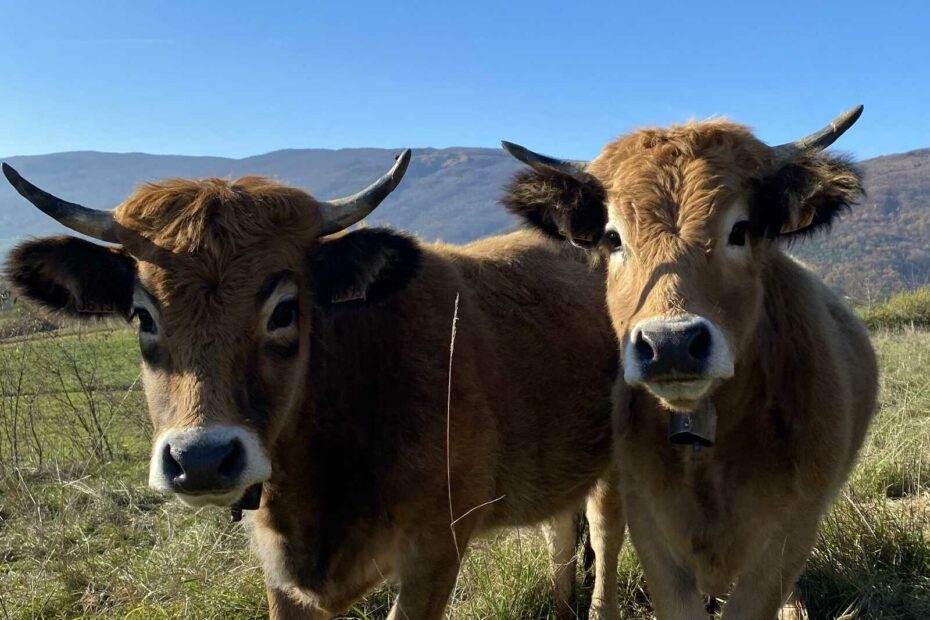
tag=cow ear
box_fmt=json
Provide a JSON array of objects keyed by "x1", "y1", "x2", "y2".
[
  {"x1": 502, "y1": 168, "x2": 607, "y2": 249},
  {"x1": 752, "y1": 153, "x2": 864, "y2": 238},
  {"x1": 4, "y1": 236, "x2": 136, "y2": 319},
  {"x1": 312, "y1": 228, "x2": 421, "y2": 307}
]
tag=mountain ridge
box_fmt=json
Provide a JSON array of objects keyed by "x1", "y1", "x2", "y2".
[{"x1": 1, "y1": 146, "x2": 927, "y2": 302}]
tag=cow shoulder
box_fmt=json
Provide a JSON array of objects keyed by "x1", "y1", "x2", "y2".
[
  {"x1": 4, "y1": 235, "x2": 135, "y2": 319},
  {"x1": 312, "y1": 227, "x2": 422, "y2": 307}
]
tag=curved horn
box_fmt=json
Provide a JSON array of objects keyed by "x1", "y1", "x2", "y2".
[
  {"x1": 772, "y1": 105, "x2": 864, "y2": 163},
  {"x1": 2, "y1": 163, "x2": 119, "y2": 243},
  {"x1": 318, "y1": 149, "x2": 412, "y2": 236},
  {"x1": 501, "y1": 141, "x2": 592, "y2": 183}
]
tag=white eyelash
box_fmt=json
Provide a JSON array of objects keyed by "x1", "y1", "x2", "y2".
[
  {"x1": 132, "y1": 286, "x2": 161, "y2": 339},
  {"x1": 261, "y1": 282, "x2": 299, "y2": 336}
]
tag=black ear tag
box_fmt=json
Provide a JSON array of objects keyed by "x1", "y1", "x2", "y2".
[{"x1": 669, "y1": 401, "x2": 717, "y2": 448}]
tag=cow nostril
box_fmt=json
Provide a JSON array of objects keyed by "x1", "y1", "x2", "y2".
[
  {"x1": 161, "y1": 436, "x2": 246, "y2": 492},
  {"x1": 689, "y1": 325, "x2": 712, "y2": 361},
  {"x1": 219, "y1": 440, "x2": 245, "y2": 480},
  {"x1": 162, "y1": 443, "x2": 183, "y2": 481},
  {"x1": 635, "y1": 332, "x2": 656, "y2": 362}
]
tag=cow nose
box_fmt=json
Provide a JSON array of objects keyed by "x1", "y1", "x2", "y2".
[
  {"x1": 632, "y1": 316, "x2": 713, "y2": 379},
  {"x1": 162, "y1": 437, "x2": 245, "y2": 494}
]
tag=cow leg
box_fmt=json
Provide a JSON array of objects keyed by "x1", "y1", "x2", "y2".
[
  {"x1": 543, "y1": 509, "x2": 579, "y2": 619},
  {"x1": 585, "y1": 469, "x2": 624, "y2": 620},
  {"x1": 721, "y1": 514, "x2": 819, "y2": 620},
  {"x1": 266, "y1": 586, "x2": 329, "y2": 620},
  {"x1": 626, "y1": 503, "x2": 707, "y2": 620},
  {"x1": 776, "y1": 592, "x2": 809, "y2": 620},
  {"x1": 386, "y1": 534, "x2": 469, "y2": 620}
]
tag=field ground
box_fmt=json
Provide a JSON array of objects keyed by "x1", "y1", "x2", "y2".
[{"x1": 0, "y1": 324, "x2": 928, "y2": 619}]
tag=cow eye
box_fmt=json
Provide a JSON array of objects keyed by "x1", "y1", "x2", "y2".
[
  {"x1": 603, "y1": 229, "x2": 623, "y2": 253},
  {"x1": 267, "y1": 299, "x2": 298, "y2": 332},
  {"x1": 728, "y1": 221, "x2": 749, "y2": 247},
  {"x1": 134, "y1": 308, "x2": 156, "y2": 334}
]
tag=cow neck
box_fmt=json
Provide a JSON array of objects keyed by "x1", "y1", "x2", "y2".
[{"x1": 705, "y1": 311, "x2": 784, "y2": 448}]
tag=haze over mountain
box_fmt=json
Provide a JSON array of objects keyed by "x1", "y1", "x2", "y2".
[{"x1": 1, "y1": 146, "x2": 927, "y2": 303}]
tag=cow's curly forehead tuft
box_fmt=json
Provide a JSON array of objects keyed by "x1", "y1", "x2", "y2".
[
  {"x1": 590, "y1": 119, "x2": 773, "y2": 196},
  {"x1": 588, "y1": 119, "x2": 781, "y2": 245},
  {"x1": 113, "y1": 176, "x2": 323, "y2": 256}
]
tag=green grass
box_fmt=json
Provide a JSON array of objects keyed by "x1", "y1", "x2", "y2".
[
  {"x1": 796, "y1": 329, "x2": 930, "y2": 619},
  {"x1": 0, "y1": 325, "x2": 928, "y2": 619}
]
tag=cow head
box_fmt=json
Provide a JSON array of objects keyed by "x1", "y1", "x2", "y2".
[
  {"x1": 503, "y1": 107, "x2": 864, "y2": 412},
  {"x1": 3, "y1": 151, "x2": 414, "y2": 506}
]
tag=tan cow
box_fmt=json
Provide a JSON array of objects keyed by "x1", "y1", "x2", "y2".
[
  {"x1": 2, "y1": 152, "x2": 625, "y2": 620},
  {"x1": 502, "y1": 107, "x2": 878, "y2": 619}
]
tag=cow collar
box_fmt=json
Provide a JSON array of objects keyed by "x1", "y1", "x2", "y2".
[
  {"x1": 230, "y1": 483, "x2": 263, "y2": 523},
  {"x1": 668, "y1": 400, "x2": 717, "y2": 449}
]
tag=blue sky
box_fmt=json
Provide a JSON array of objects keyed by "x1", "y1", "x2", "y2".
[{"x1": 0, "y1": 1, "x2": 925, "y2": 160}]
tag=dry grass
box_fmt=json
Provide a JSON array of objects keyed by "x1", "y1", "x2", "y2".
[{"x1": 0, "y1": 326, "x2": 927, "y2": 619}]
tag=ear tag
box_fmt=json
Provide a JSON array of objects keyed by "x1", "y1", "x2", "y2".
[
  {"x1": 331, "y1": 288, "x2": 366, "y2": 304},
  {"x1": 76, "y1": 300, "x2": 117, "y2": 314},
  {"x1": 669, "y1": 400, "x2": 717, "y2": 448}
]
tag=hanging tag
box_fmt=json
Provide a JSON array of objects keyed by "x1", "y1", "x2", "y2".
[
  {"x1": 229, "y1": 483, "x2": 263, "y2": 523},
  {"x1": 668, "y1": 400, "x2": 717, "y2": 447}
]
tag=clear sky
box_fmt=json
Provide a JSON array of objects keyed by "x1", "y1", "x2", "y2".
[{"x1": 0, "y1": 1, "x2": 925, "y2": 160}]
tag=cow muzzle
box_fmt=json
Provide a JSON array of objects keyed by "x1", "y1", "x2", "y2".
[
  {"x1": 148, "y1": 426, "x2": 271, "y2": 507},
  {"x1": 624, "y1": 315, "x2": 734, "y2": 409}
]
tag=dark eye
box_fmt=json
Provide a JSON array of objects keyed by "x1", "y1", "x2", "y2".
[
  {"x1": 603, "y1": 229, "x2": 623, "y2": 253},
  {"x1": 728, "y1": 221, "x2": 749, "y2": 247},
  {"x1": 267, "y1": 299, "x2": 298, "y2": 332},
  {"x1": 134, "y1": 308, "x2": 156, "y2": 334}
]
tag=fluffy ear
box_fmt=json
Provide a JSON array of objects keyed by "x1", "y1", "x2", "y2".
[
  {"x1": 4, "y1": 236, "x2": 136, "y2": 318},
  {"x1": 752, "y1": 153, "x2": 864, "y2": 239},
  {"x1": 502, "y1": 168, "x2": 607, "y2": 248},
  {"x1": 312, "y1": 228, "x2": 421, "y2": 307}
]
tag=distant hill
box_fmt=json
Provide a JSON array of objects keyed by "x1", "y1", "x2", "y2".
[
  {"x1": 793, "y1": 148, "x2": 930, "y2": 304},
  {"x1": 0, "y1": 148, "x2": 523, "y2": 250},
  {"x1": 1, "y1": 146, "x2": 927, "y2": 302}
]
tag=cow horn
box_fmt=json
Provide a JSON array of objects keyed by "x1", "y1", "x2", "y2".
[
  {"x1": 501, "y1": 141, "x2": 592, "y2": 183},
  {"x1": 771, "y1": 105, "x2": 863, "y2": 164},
  {"x1": 318, "y1": 149, "x2": 411, "y2": 236},
  {"x1": 2, "y1": 163, "x2": 119, "y2": 243}
]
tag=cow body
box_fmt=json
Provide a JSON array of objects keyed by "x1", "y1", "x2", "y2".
[
  {"x1": 254, "y1": 230, "x2": 623, "y2": 616},
  {"x1": 3, "y1": 162, "x2": 624, "y2": 619},
  {"x1": 502, "y1": 108, "x2": 878, "y2": 618},
  {"x1": 614, "y1": 253, "x2": 876, "y2": 616}
]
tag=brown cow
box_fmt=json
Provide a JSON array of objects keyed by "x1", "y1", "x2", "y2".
[
  {"x1": 501, "y1": 107, "x2": 878, "y2": 619},
  {"x1": 2, "y1": 152, "x2": 625, "y2": 620}
]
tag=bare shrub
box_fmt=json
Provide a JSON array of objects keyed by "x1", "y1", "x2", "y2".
[{"x1": 0, "y1": 307, "x2": 143, "y2": 468}]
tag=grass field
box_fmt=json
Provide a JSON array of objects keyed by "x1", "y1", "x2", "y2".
[{"x1": 0, "y1": 321, "x2": 928, "y2": 619}]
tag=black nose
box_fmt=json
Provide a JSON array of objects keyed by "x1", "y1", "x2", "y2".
[
  {"x1": 634, "y1": 318, "x2": 712, "y2": 379},
  {"x1": 162, "y1": 438, "x2": 245, "y2": 494}
]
